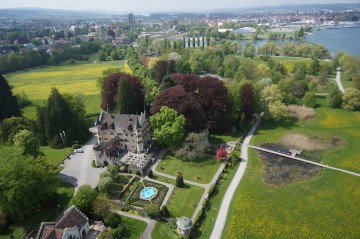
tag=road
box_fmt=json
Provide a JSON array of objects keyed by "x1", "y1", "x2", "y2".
[
  {"x1": 210, "y1": 116, "x2": 261, "y2": 239},
  {"x1": 335, "y1": 68, "x2": 345, "y2": 93},
  {"x1": 112, "y1": 210, "x2": 156, "y2": 239},
  {"x1": 59, "y1": 128, "x2": 106, "y2": 192},
  {"x1": 250, "y1": 145, "x2": 360, "y2": 177}
]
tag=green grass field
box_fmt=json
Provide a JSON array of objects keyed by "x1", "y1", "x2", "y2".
[
  {"x1": 222, "y1": 96, "x2": 360, "y2": 239},
  {"x1": 340, "y1": 70, "x2": 354, "y2": 89},
  {"x1": 5, "y1": 60, "x2": 131, "y2": 120},
  {"x1": 156, "y1": 153, "x2": 221, "y2": 184},
  {"x1": 121, "y1": 216, "x2": 147, "y2": 239},
  {"x1": 41, "y1": 146, "x2": 73, "y2": 166},
  {"x1": 0, "y1": 181, "x2": 74, "y2": 239}
]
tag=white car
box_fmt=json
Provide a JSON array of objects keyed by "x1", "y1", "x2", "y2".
[{"x1": 74, "y1": 148, "x2": 84, "y2": 153}]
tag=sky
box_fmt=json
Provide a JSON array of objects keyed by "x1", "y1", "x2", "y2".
[{"x1": 0, "y1": 0, "x2": 359, "y2": 13}]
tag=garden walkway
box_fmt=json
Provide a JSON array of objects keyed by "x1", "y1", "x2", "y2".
[
  {"x1": 250, "y1": 145, "x2": 360, "y2": 177},
  {"x1": 210, "y1": 116, "x2": 262, "y2": 239},
  {"x1": 150, "y1": 147, "x2": 227, "y2": 221},
  {"x1": 113, "y1": 210, "x2": 156, "y2": 239},
  {"x1": 335, "y1": 68, "x2": 345, "y2": 93}
]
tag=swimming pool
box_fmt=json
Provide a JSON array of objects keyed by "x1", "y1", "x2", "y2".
[{"x1": 140, "y1": 187, "x2": 158, "y2": 200}]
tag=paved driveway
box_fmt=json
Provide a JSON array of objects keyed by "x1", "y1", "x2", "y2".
[{"x1": 59, "y1": 128, "x2": 106, "y2": 192}]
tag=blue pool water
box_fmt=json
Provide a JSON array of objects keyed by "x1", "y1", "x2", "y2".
[{"x1": 141, "y1": 187, "x2": 156, "y2": 199}]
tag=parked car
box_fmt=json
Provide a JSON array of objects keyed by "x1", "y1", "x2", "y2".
[{"x1": 74, "y1": 148, "x2": 84, "y2": 153}]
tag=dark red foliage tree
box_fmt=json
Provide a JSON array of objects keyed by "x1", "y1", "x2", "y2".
[
  {"x1": 215, "y1": 146, "x2": 227, "y2": 160},
  {"x1": 239, "y1": 83, "x2": 256, "y2": 121},
  {"x1": 155, "y1": 60, "x2": 177, "y2": 84},
  {"x1": 101, "y1": 73, "x2": 144, "y2": 113},
  {"x1": 152, "y1": 74, "x2": 232, "y2": 133}
]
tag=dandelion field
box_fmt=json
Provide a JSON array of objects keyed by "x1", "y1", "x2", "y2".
[{"x1": 223, "y1": 96, "x2": 360, "y2": 239}]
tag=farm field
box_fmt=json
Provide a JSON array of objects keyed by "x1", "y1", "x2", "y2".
[
  {"x1": 4, "y1": 60, "x2": 130, "y2": 119},
  {"x1": 156, "y1": 153, "x2": 221, "y2": 184},
  {"x1": 222, "y1": 96, "x2": 360, "y2": 239}
]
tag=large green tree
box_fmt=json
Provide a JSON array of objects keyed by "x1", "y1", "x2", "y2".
[
  {"x1": 0, "y1": 117, "x2": 32, "y2": 145},
  {"x1": 70, "y1": 185, "x2": 98, "y2": 214},
  {"x1": 0, "y1": 148, "x2": 58, "y2": 219},
  {"x1": 0, "y1": 74, "x2": 21, "y2": 121},
  {"x1": 327, "y1": 84, "x2": 343, "y2": 108},
  {"x1": 261, "y1": 84, "x2": 288, "y2": 121},
  {"x1": 342, "y1": 88, "x2": 360, "y2": 111},
  {"x1": 150, "y1": 106, "x2": 186, "y2": 146},
  {"x1": 117, "y1": 77, "x2": 137, "y2": 114}
]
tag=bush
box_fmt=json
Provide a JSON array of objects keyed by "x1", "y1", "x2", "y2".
[
  {"x1": 176, "y1": 175, "x2": 184, "y2": 188},
  {"x1": 100, "y1": 171, "x2": 112, "y2": 178},
  {"x1": 143, "y1": 203, "x2": 160, "y2": 217},
  {"x1": 107, "y1": 164, "x2": 119, "y2": 178},
  {"x1": 69, "y1": 185, "x2": 98, "y2": 213},
  {"x1": 303, "y1": 92, "x2": 317, "y2": 108},
  {"x1": 104, "y1": 212, "x2": 121, "y2": 228},
  {"x1": 161, "y1": 205, "x2": 170, "y2": 217},
  {"x1": 98, "y1": 177, "x2": 114, "y2": 193}
]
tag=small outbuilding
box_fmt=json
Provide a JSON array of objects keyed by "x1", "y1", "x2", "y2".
[{"x1": 176, "y1": 216, "x2": 194, "y2": 236}]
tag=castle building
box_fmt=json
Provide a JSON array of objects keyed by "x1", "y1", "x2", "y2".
[{"x1": 93, "y1": 111, "x2": 152, "y2": 168}]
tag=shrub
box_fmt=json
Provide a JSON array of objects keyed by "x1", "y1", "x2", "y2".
[
  {"x1": 144, "y1": 203, "x2": 160, "y2": 217},
  {"x1": 303, "y1": 92, "x2": 317, "y2": 108},
  {"x1": 100, "y1": 171, "x2": 112, "y2": 178},
  {"x1": 107, "y1": 164, "x2": 119, "y2": 178},
  {"x1": 161, "y1": 205, "x2": 170, "y2": 217},
  {"x1": 176, "y1": 175, "x2": 184, "y2": 188},
  {"x1": 70, "y1": 185, "x2": 98, "y2": 213},
  {"x1": 98, "y1": 177, "x2": 114, "y2": 193},
  {"x1": 104, "y1": 212, "x2": 121, "y2": 228}
]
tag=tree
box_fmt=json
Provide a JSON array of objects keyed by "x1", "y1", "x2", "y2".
[
  {"x1": 117, "y1": 76, "x2": 136, "y2": 114},
  {"x1": 175, "y1": 130, "x2": 209, "y2": 161},
  {"x1": 292, "y1": 62, "x2": 307, "y2": 81},
  {"x1": 243, "y1": 42, "x2": 255, "y2": 58},
  {"x1": 327, "y1": 84, "x2": 343, "y2": 108},
  {"x1": 101, "y1": 73, "x2": 144, "y2": 113},
  {"x1": 70, "y1": 185, "x2": 98, "y2": 214},
  {"x1": 98, "y1": 50, "x2": 107, "y2": 61},
  {"x1": 161, "y1": 205, "x2": 170, "y2": 217},
  {"x1": 150, "y1": 106, "x2": 186, "y2": 146},
  {"x1": 92, "y1": 198, "x2": 111, "y2": 219},
  {"x1": 0, "y1": 74, "x2": 21, "y2": 121},
  {"x1": 239, "y1": 83, "x2": 256, "y2": 121},
  {"x1": 98, "y1": 177, "x2": 114, "y2": 193},
  {"x1": 13, "y1": 129, "x2": 40, "y2": 156},
  {"x1": 0, "y1": 148, "x2": 58, "y2": 219},
  {"x1": 175, "y1": 174, "x2": 184, "y2": 188},
  {"x1": 0, "y1": 210, "x2": 6, "y2": 233},
  {"x1": 0, "y1": 117, "x2": 32, "y2": 145},
  {"x1": 261, "y1": 84, "x2": 288, "y2": 121},
  {"x1": 308, "y1": 58, "x2": 321, "y2": 75},
  {"x1": 47, "y1": 55, "x2": 60, "y2": 65},
  {"x1": 303, "y1": 92, "x2": 317, "y2": 108},
  {"x1": 342, "y1": 88, "x2": 360, "y2": 111},
  {"x1": 143, "y1": 203, "x2": 160, "y2": 217},
  {"x1": 104, "y1": 212, "x2": 121, "y2": 228},
  {"x1": 215, "y1": 146, "x2": 227, "y2": 161}
]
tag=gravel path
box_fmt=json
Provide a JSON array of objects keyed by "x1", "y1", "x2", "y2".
[{"x1": 335, "y1": 68, "x2": 345, "y2": 93}]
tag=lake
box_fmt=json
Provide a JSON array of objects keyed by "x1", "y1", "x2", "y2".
[{"x1": 305, "y1": 27, "x2": 360, "y2": 56}]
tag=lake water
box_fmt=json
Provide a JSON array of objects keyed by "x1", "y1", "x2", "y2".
[{"x1": 305, "y1": 27, "x2": 360, "y2": 56}]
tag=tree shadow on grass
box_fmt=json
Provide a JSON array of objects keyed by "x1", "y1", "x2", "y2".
[{"x1": 253, "y1": 117, "x2": 299, "y2": 137}]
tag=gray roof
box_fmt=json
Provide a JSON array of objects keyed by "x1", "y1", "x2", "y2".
[
  {"x1": 96, "y1": 111, "x2": 146, "y2": 131},
  {"x1": 176, "y1": 217, "x2": 193, "y2": 230}
]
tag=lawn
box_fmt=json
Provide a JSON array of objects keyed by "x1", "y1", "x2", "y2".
[
  {"x1": 222, "y1": 96, "x2": 360, "y2": 239},
  {"x1": 208, "y1": 131, "x2": 240, "y2": 145},
  {"x1": 0, "y1": 181, "x2": 74, "y2": 239},
  {"x1": 167, "y1": 183, "x2": 204, "y2": 218},
  {"x1": 156, "y1": 153, "x2": 221, "y2": 184},
  {"x1": 121, "y1": 216, "x2": 147, "y2": 239},
  {"x1": 340, "y1": 70, "x2": 353, "y2": 89},
  {"x1": 192, "y1": 163, "x2": 240, "y2": 239},
  {"x1": 41, "y1": 146, "x2": 73, "y2": 165},
  {"x1": 151, "y1": 221, "x2": 179, "y2": 239},
  {"x1": 4, "y1": 60, "x2": 130, "y2": 120}
]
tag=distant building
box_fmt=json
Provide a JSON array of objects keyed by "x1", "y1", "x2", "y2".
[
  {"x1": 35, "y1": 205, "x2": 89, "y2": 239},
  {"x1": 128, "y1": 13, "x2": 135, "y2": 25}
]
